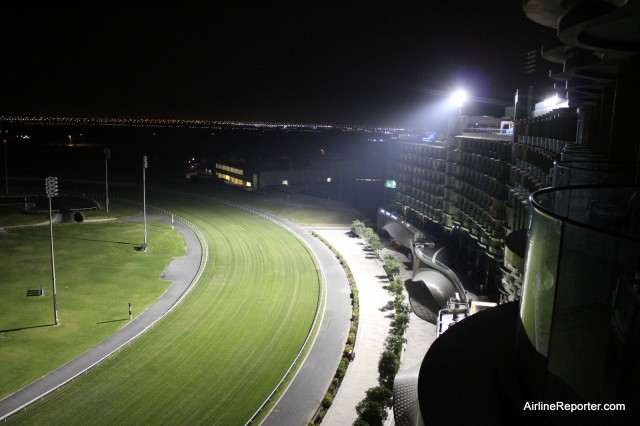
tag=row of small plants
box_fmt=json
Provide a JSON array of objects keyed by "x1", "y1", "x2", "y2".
[
  {"x1": 309, "y1": 232, "x2": 360, "y2": 426},
  {"x1": 349, "y1": 219, "x2": 383, "y2": 256},
  {"x1": 352, "y1": 222, "x2": 411, "y2": 426},
  {"x1": 309, "y1": 222, "x2": 410, "y2": 425}
]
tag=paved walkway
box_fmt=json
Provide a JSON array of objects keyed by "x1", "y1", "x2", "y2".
[
  {"x1": 0, "y1": 211, "x2": 203, "y2": 420},
  {"x1": 389, "y1": 248, "x2": 436, "y2": 373},
  {"x1": 318, "y1": 229, "x2": 392, "y2": 425},
  {"x1": 316, "y1": 229, "x2": 436, "y2": 425}
]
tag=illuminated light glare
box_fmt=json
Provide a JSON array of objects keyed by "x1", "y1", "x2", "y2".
[
  {"x1": 449, "y1": 89, "x2": 468, "y2": 108},
  {"x1": 542, "y1": 94, "x2": 560, "y2": 107}
]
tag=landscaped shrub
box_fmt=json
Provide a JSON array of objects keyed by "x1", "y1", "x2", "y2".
[
  {"x1": 336, "y1": 357, "x2": 349, "y2": 379},
  {"x1": 387, "y1": 277, "x2": 404, "y2": 295},
  {"x1": 322, "y1": 393, "x2": 333, "y2": 409},
  {"x1": 383, "y1": 255, "x2": 401, "y2": 278},
  {"x1": 350, "y1": 219, "x2": 365, "y2": 237},
  {"x1": 355, "y1": 398, "x2": 388, "y2": 426},
  {"x1": 366, "y1": 232, "x2": 383, "y2": 257},
  {"x1": 391, "y1": 312, "x2": 410, "y2": 335},
  {"x1": 385, "y1": 334, "x2": 404, "y2": 357},
  {"x1": 362, "y1": 227, "x2": 375, "y2": 244},
  {"x1": 364, "y1": 386, "x2": 393, "y2": 407},
  {"x1": 344, "y1": 344, "x2": 353, "y2": 357},
  {"x1": 377, "y1": 349, "x2": 399, "y2": 389}
]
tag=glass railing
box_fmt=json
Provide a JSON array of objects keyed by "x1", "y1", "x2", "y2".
[
  {"x1": 516, "y1": 184, "x2": 640, "y2": 405},
  {"x1": 553, "y1": 160, "x2": 635, "y2": 186}
]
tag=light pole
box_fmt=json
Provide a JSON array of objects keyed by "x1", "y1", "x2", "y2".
[
  {"x1": 142, "y1": 155, "x2": 148, "y2": 252},
  {"x1": 3, "y1": 138, "x2": 8, "y2": 194},
  {"x1": 104, "y1": 148, "x2": 110, "y2": 212},
  {"x1": 45, "y1": 176, "x2": 59, "y2": 325}
]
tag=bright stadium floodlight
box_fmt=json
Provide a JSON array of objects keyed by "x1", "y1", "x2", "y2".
[
  {"x1": 450, "y1": 89, "x2": 468, "y2": 108},
  {"x1": 45, "y1": 176, "x2": 60, "y2": 325}
]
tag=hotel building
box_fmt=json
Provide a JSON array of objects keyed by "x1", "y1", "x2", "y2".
[{"x1": 387, "y1": 1, "x2": 640, "y2": 424}]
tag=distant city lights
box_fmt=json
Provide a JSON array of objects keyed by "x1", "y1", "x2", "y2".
[{"x1": 0, "y1": 115, "x2": 410, "y2": 133}]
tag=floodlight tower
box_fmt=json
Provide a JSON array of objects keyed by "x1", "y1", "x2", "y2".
[
  {"x1": 142, "y1": 155, "x2": 148, "y2": 252},
  {"x1": 104, "y1": 148, "x2": 110, "y2": 213},
  {"x1": 3, "y1": 138, "x2": 8, "y2": 194},
  {"x1": 45, "y1": 176, "x2": 59, "y2": 325}
]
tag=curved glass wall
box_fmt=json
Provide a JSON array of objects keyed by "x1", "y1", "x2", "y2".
[
  {"x1": 560, "y1": 144, "x2": 606, "y2": 162},
  {"x1": 517, "y1": 185, "x2": 640, "y2": 406},
  {"x1": 553, "y1": 161, "x2": 636, "y2": 186}
]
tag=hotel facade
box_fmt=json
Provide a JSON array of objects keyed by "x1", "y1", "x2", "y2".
[{"x1": 387, "y1": 1, "x2": 640, "y2": 424}]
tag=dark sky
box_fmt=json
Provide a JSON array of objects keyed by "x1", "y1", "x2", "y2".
[{"x1": 0, "y1": 2, "x2": 554, "y2": 127}]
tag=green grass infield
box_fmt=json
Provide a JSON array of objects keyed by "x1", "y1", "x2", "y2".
[
  {"x1": 6, "y1": 196, "x2": 321, "y2": 425},
  {"x1": 0, "y1": 219, "x2": 185, "y2": 399}
]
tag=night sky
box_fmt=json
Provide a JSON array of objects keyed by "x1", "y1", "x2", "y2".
[{"x1": 1, "y1": 2, "x2": 554, "y2": 127}]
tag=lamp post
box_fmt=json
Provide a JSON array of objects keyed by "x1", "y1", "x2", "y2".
[
  {"x1": 45, "y1": 176, "x2": 59, "y2": 325},
  {"x1": 142, "y1": 155, "x2": 148, "y2": 251},
  {"x1": 3, "y1": 138, "x2": 8, "y2": 194},
  {"x1": 104, "y1": 148, "x2": 110, "y2": 212}
]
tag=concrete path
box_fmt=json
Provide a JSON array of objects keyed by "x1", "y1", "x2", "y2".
[
  {"x1": 313, "y1": 228, "x2": 436, "y2": 426},
  {"x1": 316, "y1": 228, "x2": 392, "y2": 425},
  {"x1": 384, "y1": 246, "x2": 436, "y2": 372},
  {"x1": 392, "y1": 250, "x2": 436, "y2": 379},
  {"x1": 0, "y1": 211, "x2": 203, "y2": 420}
]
